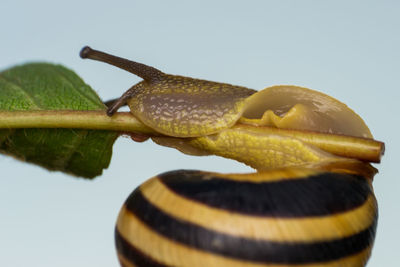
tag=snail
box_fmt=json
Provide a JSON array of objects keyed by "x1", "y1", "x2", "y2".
[{"x1": 80, "y1": 47, "x2": 384, "y2": 267}]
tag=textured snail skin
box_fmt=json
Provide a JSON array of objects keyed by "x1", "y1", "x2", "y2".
[
  {"x1": 80, "y1": 47, "x2": 383, "y2": 267},
  {"x1": 126, "y1": 74, "x2": 258, "y2": 138}
]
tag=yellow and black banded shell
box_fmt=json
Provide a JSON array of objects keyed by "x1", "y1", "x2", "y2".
[{"x1": 115, "y1": 169, "x2": 377, "y2": 267}]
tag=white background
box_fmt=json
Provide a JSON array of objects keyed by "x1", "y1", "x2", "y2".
[{"x1": 0, "y1": 1, "x2": 398, "y2": 266}]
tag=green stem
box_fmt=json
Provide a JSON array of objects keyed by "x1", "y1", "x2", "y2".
[
  {"x1": 0, "y1": 110, "x2": 384, "y2": 163},
  {"x1": 0, "y1": 110, "x2": 156, "y2": 134}
]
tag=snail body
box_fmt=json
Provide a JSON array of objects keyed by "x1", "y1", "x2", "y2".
[{"x1": 80, "y1": 47, "x2": 384, "y2": 267}]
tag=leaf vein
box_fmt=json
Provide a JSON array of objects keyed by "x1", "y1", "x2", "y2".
[
  {"x1": 58, "y1": 129, "x2": 88, "y2": 169},
  {"x1": 0, "y1": 75, "x2": 42, "y2": 110},
  {"x1": 50, "y1": 67, "x2": 105, "y2": 110}
]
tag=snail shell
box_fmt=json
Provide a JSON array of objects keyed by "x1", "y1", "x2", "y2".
[{"x1": 115, "y1": 168, "x2": 377, "y2": 267}]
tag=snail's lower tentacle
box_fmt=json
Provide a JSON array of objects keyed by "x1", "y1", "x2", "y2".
[{"x1": 106, "y1": 83, "x2": 143, "y2": 116}]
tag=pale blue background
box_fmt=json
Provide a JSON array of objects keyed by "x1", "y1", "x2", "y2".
[{"x1": 0, "y1": 1, "x2": 398, "y2": 266}]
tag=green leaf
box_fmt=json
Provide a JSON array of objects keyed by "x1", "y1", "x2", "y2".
[{"x1": 0, "y1": 63, "x2": 118, "y2": 178}]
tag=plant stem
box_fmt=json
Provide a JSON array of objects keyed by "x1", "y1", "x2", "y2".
[
  {"x1": 0, "y1": 110, "x2": 384, "y2": 163},
  {"x1": 0, "y1": 110, "x2": 156, "y2": 134}
]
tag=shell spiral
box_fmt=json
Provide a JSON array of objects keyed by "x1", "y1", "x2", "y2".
[{"x1": 115, "y1": 169, "x2": 377, "y2": 267}]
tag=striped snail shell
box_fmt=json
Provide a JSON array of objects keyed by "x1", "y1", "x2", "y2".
[
  {"x1": 115, "y1": 168, "x2": 377, "y2": 267},
  {"x1": 80, "y1": 47, "x2": 384, "y2": 267}
]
